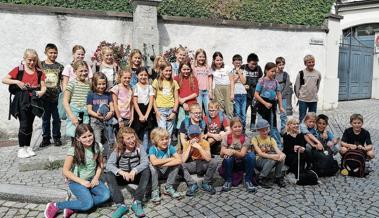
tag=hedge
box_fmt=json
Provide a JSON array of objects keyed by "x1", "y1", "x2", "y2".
[{"x1": 1, "y1": 0, "x2": 335, "y2": 26}]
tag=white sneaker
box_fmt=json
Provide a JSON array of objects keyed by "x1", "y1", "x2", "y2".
[
  {"x1": 17, "y1": 148, "x2": 30, "y2": 158},
  {"x1": 26, "y1": 147, "x2": 36, "y2": 157}
]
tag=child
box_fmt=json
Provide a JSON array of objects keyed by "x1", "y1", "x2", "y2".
[
  {"x1": 300, "y1": 112, "x2": 324, "y2": 151},
  {"x1": 220, "y1": 118, "x2": 256, "y2": 193},
  {"x1": 40, "y1": 44, "x2": 64, "y2": 147},
  {"x1": 62, "y1": 45, "x2": 93, "y2": 91},
  {"x1": 63, "y1": 60, "x2": 91, "y2": 138},
  {"x1": 2, "y1": 49, "x2": 46, "y2": 158},
  {"x1": 254, "y1": 62, "x2": 284, "y2": 149},
  {"x1": 242, "y1": 53, "x2": 263, "y2": 130},
  {"x1": 316, "y1": 114, "x2": 339, "y2": 155},
  {"x1": 232, "y1": 54, "x2": 247, "y2": 128},
  {"x1": 44, "y1": 124, "x2": 110, "y2": 218},
  {"x1": 152, "y1": 61, "x2": 179, "y2": 137},
  {"x1": 252, "y1": 120, "x2": 286, "y2": 188},
  {"x1": 340, "y1": 114, "x2": 375, "y2": 160},
  {"x1": 128, "y1": 49, "x2": 144, "y2": 88},
  {"x1": 151, "y1": 55, "x2": 166, "y2": 81},
  {"x1": 182, "y1": 125, "x2": 217, "y2": 196},
  {"x1": 179, "y1": 103, "x2": 206, "y2": 146},
  {"x1": 106, "y1": 127, "x2": 150, "y2": 218},
  {"x1": 294, "y1": 54, "x2": 321, "y2": 122},
  {"x1": 132, "y1": 67, "x2": 155, "y2": 151},
  {"x1": 174, "y1": 61, "x2": 199, "y2": 131},
  {"x1": 87, "y1": 72, "x2": 115, "y2": 159},
  {"x1": 275, "y1": 57, "x2": 291, "y2": 134},
  {"x1": 211, "y1": 52, "x2": 234, "y2": 118},
  {"x1": 149, "y1": 127, "x2": 182, "y2": 204},
  {"x1": 204, "y1": 101, "x2": 231, "y2": 155},
  {"x1": 93, "y1": 46, "x2": 118, "y2": 90},
  {"x1": 171, "y1": 46, "x2": 187, "y2": 76},
  {"x1": 111, "y1": 69, "x2": 134, "y2": 129},
  {"x1": 192, "y1": 49, "x2": 212, "y2": 115}
]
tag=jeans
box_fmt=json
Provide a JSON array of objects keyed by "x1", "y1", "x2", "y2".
[
  {"x1": 91, "y1": 118, "x2": 115, "y2": 159},
  {"x1": 234, "y1": 94, "x2": 247, "y2": 127},
  {"x1": 256, "y1": 157, "x2": 285, "y2": 178},
  {"x1": 182, "y1": 159, "x2": 218, "y2": 185},
  {"x1": 257, "y1": 112, "x2": 283, "y2": 150},
  {"x1": 298, "y1": 101, "x2": 317, "y2": 122},
  {"x1": 105, "y1": 168, "x2": 150, "y2": 203},
  {"x1": 197, "y1": 90, "x2": 209, "y2": 116},
  {"x1": 157, "y1": 108, "x2": 174, "y2": 136},
  {"x1": 279, "y1": 99, "x2": 287, "y2": 133},
  {"x1": 223, "y1": 152, "x2": 256, "y2": 183},
  {"x1": 149, "y1": 165, "x2": 179, "y2": 191},
  {"x1": 142, "y1": 130, "x2": 150, "y2": 153},
  {"x1": 18, "y1": 106, "x2": 35, "y2": 147},
  {"x1": 246, "y1": 97, "x2": 257, "y2": 128},
  {"x1": 57, "y1": 180, "x2": 110, "y2": 211},
  {"x1": 42, "y1": 101, "x2": 61, "y2": 140}
]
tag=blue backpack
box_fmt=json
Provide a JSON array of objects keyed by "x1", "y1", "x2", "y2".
[{"x1": 183, "y1": 116, "x2": 206, "y2": 137}]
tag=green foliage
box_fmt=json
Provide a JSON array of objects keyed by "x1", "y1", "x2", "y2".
[{"x1": 1, "y1": 0, "x2": 335, "y2": 26}]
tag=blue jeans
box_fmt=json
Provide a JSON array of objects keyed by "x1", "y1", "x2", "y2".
[
  {"x1": 279, "y1": 99, "x2": 288, "y2": 133},
  {"x1": 234, "y1": 94, "x2": 247, "y2": 127},
  {"x1": 57, "y1": 180, "x2": 110, "y2": 211},
  {"x1": 42, "y1": 101, "x2": 61, "y2": 139},
  {"x1": 142, "y1": 130, "x2": 150, "y2": 152},
  {"x1": 91, "y1": 118, "x2": 115, "y2": 159},
  {"x1": 197, "y1": 90, "x2": 209, "y2": 116},
  {"x1": 298, "y1": 101, "x2": 317, "y2": 122},
  {"x1": 223, "y1": 152, "x2": 256, "y2": 183},
  {"x1": 157, "y1": 108, "x2": 174, "y2": 136}
]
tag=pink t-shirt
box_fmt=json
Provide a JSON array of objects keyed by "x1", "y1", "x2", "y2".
[
  {"x1": 192, "y1": 65, "x2": 211, "y2": 90},
  {"x1": 62, "y1": 64, "x2": 93, "y2": 82},
  {"x1": 110, "y1": 84, "x2": 133, "y2": 119}
]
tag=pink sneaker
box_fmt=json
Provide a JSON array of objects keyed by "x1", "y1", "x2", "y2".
[
  {"x1": 44, "y1": 202, "x2": 59, "y2": 218},
  {"x1": 63, "y1": 208, "x2": 75, "y2": 218}
]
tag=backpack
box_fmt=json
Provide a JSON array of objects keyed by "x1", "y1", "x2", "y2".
[
  {"x1": 296, "y1": 169, "x2": 319, "y2": 186},
  {"x1": 278, "y1": 71, "x2": 288, "y2": 86},
  {"x1": 116, "y1": 148, "x2": 141, "y2": 172},
  {"x1": 226, "y1": 134, "x2": 246, "y2": 146},
  {"x1": 204, "y1": 111, "x2": 224, "y2": 132},
  {"x1": 341, "y1": 150, "x2": 366, "y2": 177},
  {"x1": 312, "y1": 152, "x2": 339, "y2": 177}
]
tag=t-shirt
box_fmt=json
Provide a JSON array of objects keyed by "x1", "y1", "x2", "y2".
[
  {"x1": 133, "y1": 83, "x2": 154, "y2": 105},
  {"x1": 255, "y1": 77, "x2": 280, "y2": 100},
  {"x1": 294, "y1": 68, "x2": 321, "y2": 102},
  {"x1": 97, "y1": 65, "x2": 116, "y2": 90},
  {"x1": 341, "y1": 127, "x2": 372, "y2": 146},
  {"x1": 86, "y1": 92, "x2": 112, "y2": 112},
  {"x1": 233, "y1": 68, "x2": 247, "y2": 95},
  {"x1": 179, "y1": 119, "x2": 207, "y2": 137},
  {"x1": 204, "y1": 113, "x2": 229, "y2": 134},
  {"x1": 251, "y1": 136, "x2": 278, "y2": 158},
  {"x1": 174, "y1": 75, "x2": 199, "y2": 105},
  {"x1": 66, "y1": 80, "x2": 91, "y2": 108},
  {"x1": 148, "y1": 145, "x2": 177, "y2": 159},
  {"x1": 110, "y1": 84, "x2": 133, "y2": 119},
  {"x1": 212, "y1": 66, "x2": 233, "y2": 86},
  {"x1": 182, "y1": 139, "x2": 210, "y2": 160},
  {"x1": 62, "y1": 64, "x2": 93, "y2": 82},
  {"x1": 192, "y1": 65, "x2": 211, "y2": 90},
  {"x1": 41, "y1": 61, "x2": 64, "y2": 102},
  {"x1": 276, "y1": 71, "x2": 291, "y2": 98},
  {"x1": 282, "y1": 133, "x2": 307, "y2": 156},
  {"x1": 67, "y1": 145, "x2": 103, "y2": 180},
  {"x1": 242, "y1": 64, "x2": 263, "y2": 99},
  {"x1": 221, "y1": 135, "x2": 249, "y2": 151},
  {"x1": 300, "y1": 123, "x2": 317, "y2": 136},
  {"x1": 152, "y1": 79, "x2": 180, "y2": 108},
  {"x1": 8, "y1": 66, "x2": 46, "y2": 89}
]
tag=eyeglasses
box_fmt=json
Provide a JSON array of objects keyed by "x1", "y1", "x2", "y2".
[{"x1": 191, "y1": 112, "x2": 202, "y2": 115}]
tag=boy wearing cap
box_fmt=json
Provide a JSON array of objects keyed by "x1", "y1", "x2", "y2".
[
  {"x1": 180, "y1": 103, "x2": 207, "y2": 146},
  {"x1": 252, "y1": 120, "x2": 286, "y2": 188},
  {"x1": 182, "y1": 125, "x2": 218, "y2": 196}
]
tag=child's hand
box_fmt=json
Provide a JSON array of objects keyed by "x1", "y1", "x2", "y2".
[
  {"x1": 119, "y1": 121, "x2": 125, "y2": 128},
  {"x1": 71, "y1": 116, "x2": 79, "y2": 126},
  {"x1": 350, "y1": 144, "x2": 357, "y2": 150},
  {"x1": 209, "y1": 92, "x2": 213, "y2": 100},
  {"x1": 139, "y1": 116, "x2": 146, "y2": 122},
  {"x1": 316, "y1": 143, "x2": 324, "y2": 151},
  {"x1": 129, "y1": 170, "x2": 136, "y2": 181},
  {"x1": 90, "y1": 178, "x2": 99, "y2": 188},
  {"x1": 279, "y1": 107, "x2": 285, "y2": 113},
  {"x1": 36, "y1": 91, "x2": 44, "y2": 98},
  {"x1": 179, "y1": 98, "x2": 186, "y2": 105},
  {"x1": 322, "y1": 132, "x2": 328, "y2": 139},
  {"x1": 167, "y1": 112, "x2": 176, "y2": 121},
  {"x1": 279, "y1": 153, "x2": 286, "y2": 161},
  {"x1": 294, "y1": 145, "x2": 305, "y2": 153},
  {"x1": 81, "y1": 180, "x2": 91, "y2": 188},
  {"x1": 357, "y1": 145, "x2": 364, "y2": 150},
  {"x1": 17, "y1": 81, "x2": 26, "y2": 89},
  {"x1": 96, "y1": 112, "x2": 104, "y2": 121},
  {"x1": 230, "y1": 94, "x2": 234, "y2": 101},
  {"x1": 265, "y1": 102, "x2": 272, "y2": 109},
  {"x1": 244, "y1": 85, "x2": 250, "y2": 90},
  {"x1": 104, "y1": 112, "x2": 113, "y2": 121},
  {"x1": 183, "y1": 103, "x2": 189, "y2": 111}
]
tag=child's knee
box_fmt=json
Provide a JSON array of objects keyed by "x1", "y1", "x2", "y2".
[{"x1": 367, "y1": 150, "x2": 375, "y2": 159}]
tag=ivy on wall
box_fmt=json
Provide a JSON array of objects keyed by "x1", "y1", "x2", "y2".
[{"x1": 1, "y1": 0, "x2": 335, "y2": 26}]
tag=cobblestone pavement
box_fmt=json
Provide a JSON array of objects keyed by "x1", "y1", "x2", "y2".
[{"x1": 0, "y1": 99, "x2": 378, "y2": 218}]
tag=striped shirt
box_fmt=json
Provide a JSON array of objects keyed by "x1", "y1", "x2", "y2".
[{"x1": 66, "y1": 80, "x2": 91, "y2": 108}]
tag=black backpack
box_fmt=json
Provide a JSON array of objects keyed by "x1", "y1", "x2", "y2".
[
  {"x1": 312, "y1": 153, "x2": 339, "y2": 177},
  {"x1": 296, "y1": 169, "x2": 319, "y2": 186},
  {"x1": 341, "y1": 150, "x2": 366, "y2": 177}
]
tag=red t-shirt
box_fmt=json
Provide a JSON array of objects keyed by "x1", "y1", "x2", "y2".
[
  {"x1": 8, "y1": 66, "x2": 46, "y2": 88},
  {"x1": 174, "y1": 75, "x2": 199, "y2": 105},
  {"x1": 204, "y1": 113, "x2": 229, "y2": 134}
]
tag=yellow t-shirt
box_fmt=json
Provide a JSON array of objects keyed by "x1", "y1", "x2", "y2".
[
  {"x1": 182, "y1": 139, "x2": 210, "y2": 160},
  {"x1": 251, "y1": 136, "x2": 278, "y2": 159},
  {"x1": 152, "y1": 79, "x2": 179, "y2": 108}
]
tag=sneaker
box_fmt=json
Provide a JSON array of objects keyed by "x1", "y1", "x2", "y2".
[
  {"x1": 245, "y1": 181, "x2": 257, "y2": 193},
  {"x1": 131, "y1": 200, "x2": 145, "y2": 217},
  {"x1": 26, "y1": 147, "x2": 36, "y2": 157},
  {"x1": 150, "y1": 189, "x2": 161, "y2": 204},
  {"x1": 111, "y1": 204, "x2": 128, "y2": 218},
  {"x1": 201, "y1": 182, "x2": 216, "y2": 195},
  {"x1": 44, "y1": 202, "x2": 59, "y2": 218},
  {"x1": 54, "y1": 138, "x2": 63, "y2": 147},
  {"x1": 257, "y1": 177, "x2": 272, "y2": 189},
  {"x1": 274, "y1": 177, "x2": 286, "y2": 188},
  {"x1": 63, "y1": 208, "x2": 74, "y2": 218},
  {"x1": 163, "y1": 185, "x2": 182, "y2": 199},
  {"x1": 40, "y1": 138, "x2": 50, "y2": 147},
  {"x1": 17, "y1": 148, "x2": 30, "y2": 158},
  {"x1": 221, "y1": 181, "x2": 232, "y2": 192},
  {"x1": 186, "y1": 183, "x2": 199, "y2": 197}
]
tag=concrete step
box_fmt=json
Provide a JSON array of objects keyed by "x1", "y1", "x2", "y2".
[{"x1": 18, "y1": 145, "x2": 67, "y2": 172}]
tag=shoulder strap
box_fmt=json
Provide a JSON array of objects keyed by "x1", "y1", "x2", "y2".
[
  {"x1": 184, "y1": 116, "x2": 190, "y2": 130},
  {"x1": 200, "y1": 119, "x2": 206, "y2": 130},
  {"x1": 95, "y1": 65, "x2": 100, "y2": 73},
  {"x1": 17, "y1": 65, "x2": 25, "y2": 81},
  {"x1": 299, "y1": 70, "x2": 305, "y2": 86},
  {"x1": 218, "y1": 111, "x2": 224, "y2": 124},
  {"x1": 240, "y1": 135, "x2": 245, "y2": 144},
  {"x1": 227, "y1": 134, "x2": 232, "y2": 145}
]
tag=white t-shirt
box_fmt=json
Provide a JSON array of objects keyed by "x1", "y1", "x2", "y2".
[
  {"x1": 212, "y1": 65, "x2": 233, "y2": 86},
  {"x1": 98, "y1": 66, "x2": 116, "y2": 90},
  {"x1": 133, "y1": 83, "x2": 155, "y2": 105},
  {"x1": 233, "y1": 69, "x2": 247, "y2": 95}
]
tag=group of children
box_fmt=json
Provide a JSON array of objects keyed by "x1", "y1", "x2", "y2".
[{"x1": 2, "y1": 44, "x2": 375, "y2": 218}]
